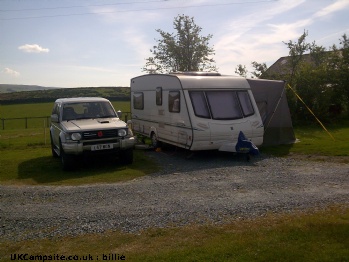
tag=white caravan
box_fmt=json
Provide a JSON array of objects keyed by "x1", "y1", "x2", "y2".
[{"x1": 130, "y1": 72, "x2": 264, "y2": 152}]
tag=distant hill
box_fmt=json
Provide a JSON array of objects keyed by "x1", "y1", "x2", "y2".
[
  {"x1": 0, "y1": 86, "x2": 130, "y2": 104},
  {"x1": 0, "y1": 84, "x2": 58, "y2": 94}
]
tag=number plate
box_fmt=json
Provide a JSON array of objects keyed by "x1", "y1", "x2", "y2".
[{"x1": 91, "y1": 144, "x2": 113, "y2": 151}]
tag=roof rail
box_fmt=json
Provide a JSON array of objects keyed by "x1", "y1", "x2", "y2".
[{"x1": 170, "y1": 71, "x2": 221, "y2": 76}]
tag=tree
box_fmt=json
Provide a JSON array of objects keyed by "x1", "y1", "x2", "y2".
[
  {"x1": 234, "y1": 62, "x2": 266, "y2": 78},
  {"x1": 309, "y1": 41, "x2": 327, "y2": 66},
  {"x1": 234, "y1": 64, "x2": 247, "y2": 77},
  {"x1": 235, "y1": 31, "x2": 349, "y2": 122},
  {"x1": 282, "y1": 30, "x2": 311, "y2": 85},
  {"x1": 142, "y1": 15, "x2": 217, "y2": 73},
  {"x1": 251, "y1": 61, "x2": 267, "y2": 78},
  {"x1": 328, "y1": 34, "x2": 349, "y2": 117}
]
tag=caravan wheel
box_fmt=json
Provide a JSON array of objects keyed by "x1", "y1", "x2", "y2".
[{"x1": 151, "y1": 132, "x2": 161, "y2": 148}]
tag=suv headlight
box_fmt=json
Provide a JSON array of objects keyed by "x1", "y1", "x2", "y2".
[
  {"x1": 71, "y1": 133, "x2": 82, "y2": 141},
  {"x1": 65, "y1": 133, "x2": 81, "y2": 141},
  {"x1": 118, "y1": 129, "x2": 127, "y2": 137}
]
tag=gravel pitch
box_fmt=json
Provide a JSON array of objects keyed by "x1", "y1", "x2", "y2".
[{"x1": 1, "y1": 149, "x2": 349, "y2": 241}]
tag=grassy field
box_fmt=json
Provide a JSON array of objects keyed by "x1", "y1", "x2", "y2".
[
  {"x1": 261, "y1": 121, "x2": 349, "y2": 160},
  {"x1": 0, "y1": 146, "x2": 158, "y2": 185}
]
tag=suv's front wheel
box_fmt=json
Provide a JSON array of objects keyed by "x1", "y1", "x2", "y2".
[
  {"x1": 50, "y1": 133, "x2": 59, "y2": 158},
  {"x1": 151, "y1": 132, "x2": 161, "y2": 149},
  {"x1": 59, "y1": 140, "x2": 74, "y2": 170}
]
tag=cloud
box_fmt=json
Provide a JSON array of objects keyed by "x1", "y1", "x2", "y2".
[
  {"x1": 212, "y1": 0, "x2": 309, "y2": 75},
  {"x1": 18, "y1": 44, "x2": 49, "y2": 53},
  {"x1": 67, "y1": 65, "x2": 117, "y2": 73},
  {"x1": 314, "y1": 0, "x2": 349, "y2": 19},
  {"x1": 2, "y1": 68, "x2": 20, "y2": 77}
]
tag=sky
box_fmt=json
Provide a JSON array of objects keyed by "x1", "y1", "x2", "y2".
[{"x1": 1, "y1": 0, "x2": 349, "y2": 88}]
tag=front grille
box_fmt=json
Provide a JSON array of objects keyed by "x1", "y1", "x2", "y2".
[
  {"x1": 82, "y1": 129, "x2": 119, "y2": 140},
  {"x1": 83, "y1": 139, "x2": 119, "y2": 146}
]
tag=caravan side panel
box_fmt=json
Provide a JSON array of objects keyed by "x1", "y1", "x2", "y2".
[{"x1": 131, "y1": 74, "x2": 193, "y2": 149}]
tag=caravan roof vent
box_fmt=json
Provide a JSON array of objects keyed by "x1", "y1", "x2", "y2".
[{"x1": 170, "y1": 71, "x2": 221, "y2": 76}]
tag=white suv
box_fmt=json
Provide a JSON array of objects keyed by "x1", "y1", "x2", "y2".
[{"x1": 50, "y1": 97, "x2": 135, "y2": 170}]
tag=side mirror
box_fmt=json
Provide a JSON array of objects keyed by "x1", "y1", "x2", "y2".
[
  {"x1": 117, "y1": 110, "x2": 122, "y2": 119},
  {"x1": 51, "y1": 114, "x2": 59, "y2": 123}
]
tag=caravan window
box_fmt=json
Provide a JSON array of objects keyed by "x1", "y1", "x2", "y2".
[
  {"x1": 237, "y1": 91, "x2": 254, "y2": 117},
  {"x1": 189, "y1": 91, "x2": 210, "y2": 118},
  {"x1": 133, "y1": 92, "x2": 144, "y2": 110},
  {"x1": 206, "y1": 91, "x2": 243, "y2": 120},
  {"x1": 169, "y1": 91, "x2": 180, "y2": 113},
  {"x1": 156, "y1": 87, "x2": 162, "y2": 105}
]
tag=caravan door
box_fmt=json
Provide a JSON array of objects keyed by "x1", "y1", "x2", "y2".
[{"x1": 166, "y1": 90, "x2": 192, "y2": 149}]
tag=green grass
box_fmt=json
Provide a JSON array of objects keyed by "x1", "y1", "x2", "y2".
[
  {"x1": 1, "y1": 206, "x2": 348, "y2": 261},
  {"x1": 0, "y1": 128, "x2": 51, "y2": 149},
  {"x1": 0, "y1": 146, "x2": 158, "y2": 185},
  {"x1": 0, "y1": 128, "x2": 158, "y2": 185},
  {"x1": 261, "y1": 121, "x2": 349, "y2": 159},
  {"x1": 0, "y1": 102, "x2": 54, "y2": 118}
]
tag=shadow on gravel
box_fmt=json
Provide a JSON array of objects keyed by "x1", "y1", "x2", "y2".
[
  {"x1": 144, "y1": 144, "x2": 268, "y2": 175},
  {"x1": 17, "y1": 154, "x2": 135, "y2": 184},
  {"x1": 17, "y1": 145, "x2": 269, "y2": 184}
]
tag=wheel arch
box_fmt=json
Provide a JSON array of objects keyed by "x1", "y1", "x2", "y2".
[{"x1": 149, "y1": 126, "x2": 157, "y2": 138}]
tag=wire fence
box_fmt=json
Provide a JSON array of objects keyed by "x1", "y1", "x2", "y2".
[{"x1": 0, "y1": 112, "x2": 132, "y2": 130}]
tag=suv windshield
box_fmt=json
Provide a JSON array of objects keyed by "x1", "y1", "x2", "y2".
[{"x1": 62, "y1": 101, "x2": 117, "y2": 121}]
